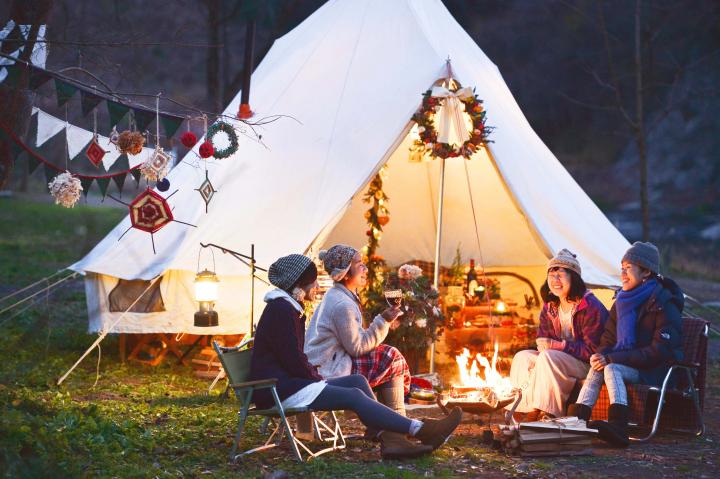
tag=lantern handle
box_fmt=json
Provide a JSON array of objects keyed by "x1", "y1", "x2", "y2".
[{"x1": 197, "y1": 244, "x2": 216, "y2": 273}]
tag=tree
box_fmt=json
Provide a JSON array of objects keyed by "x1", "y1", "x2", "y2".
[{"x1": 0, "y1": 0, "x2": 53, "y2": 190}]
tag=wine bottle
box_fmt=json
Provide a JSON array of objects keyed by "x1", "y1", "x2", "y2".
[{"x1": 466, "y1": 259, "x2": 478, "y2": 296}]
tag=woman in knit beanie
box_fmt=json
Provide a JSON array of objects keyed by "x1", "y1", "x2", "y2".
[
  {"x1": 508, "y1": 249, "x2": 609, "y2": 421},
  {"x1": 567, "y1": 242, "x2": 684, "y2": 447},
  {"x1": 248, "y1": 253, "x2": 463, "y2": 459},
  {"x1": 304, "y1": 244, "x2": 422, "y2": 454}
]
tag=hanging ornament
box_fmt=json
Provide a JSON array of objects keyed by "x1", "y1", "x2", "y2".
[
  {"x1": 109, "y1": 188, "x2": 196, "y2": 254},
  {"x1": 206, "y1": 120, "x2": 239, "y2": 159},
  {"x1": 85, "y1": 136, "x2": 106, "y2": 167},
  {"x1": 199, "y1": 141, "x2": 214, "y2": 159},
  {"x1": 108, "y1": 126, "x2": 120, "y2": 146},
  {"x1": 140, "y1": 146, "x2": 171, "y2": 182},
  {"x1": 410, "y1": 61, "x2": 492, "y2": 161},
  {"x1": 117, "y1": 130, "x2": 145, "y2": 155},
  {"x1": 157, "y1": 178, "x2": 170, "y2": 192},
  {"x1": 180, "y1": 131, "x2": 198, "y2": 148},
  {"x1": 48, "y1": 171, "x2": 83, "y2": 208},
  {"x1": 195, "y1": 170, "x2": 217, "y2": 213}
]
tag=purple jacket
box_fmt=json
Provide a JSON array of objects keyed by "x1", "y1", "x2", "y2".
[{"x1": 537, "y1": 291, "x2": 609, "y2": 362}]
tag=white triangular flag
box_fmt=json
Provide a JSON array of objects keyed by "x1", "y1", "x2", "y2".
[
  {"x1": 100, "y1": 135, "x2": 121, "y2": 170},
  {"x1": 66, "y1": 123, "x2": 94, "y2": 160},
  {"x1": 35, "y1": 109, "x2": 66, "y2": 147}
]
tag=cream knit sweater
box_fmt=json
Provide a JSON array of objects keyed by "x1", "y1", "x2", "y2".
[{"x1": 304, "y1": 284, "x2": 390, "y2": 379}]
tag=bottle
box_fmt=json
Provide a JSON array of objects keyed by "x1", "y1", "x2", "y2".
[{"x1": 466, "y1": 259, "x2": 478, "y2": 296}]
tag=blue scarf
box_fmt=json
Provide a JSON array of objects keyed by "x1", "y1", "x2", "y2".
[{"x1": 613, "y1": 279, "x2": 657, "y2": 351}]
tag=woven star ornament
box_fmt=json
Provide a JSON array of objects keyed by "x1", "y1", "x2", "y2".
[{"x1": 140, "y1": 146, "x2": 171, "y2": 182}]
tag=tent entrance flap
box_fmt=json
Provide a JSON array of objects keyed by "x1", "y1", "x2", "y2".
[{"x1": 322, "y1": 130, "x2": 550, "y2": 269}]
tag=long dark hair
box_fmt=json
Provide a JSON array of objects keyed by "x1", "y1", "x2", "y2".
[{"x1": 540, "y1": 268, "x2": 587, "y2": 304}]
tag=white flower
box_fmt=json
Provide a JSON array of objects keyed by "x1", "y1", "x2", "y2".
[
  {"x1": 415, "y1": 318, "x2": 427, "y2": 328},
  {"x1": 398, "y1": 264, "x2": 423, "y2": 280},
  {"x1": 433, "y1": 306, "x2": 441, "y2": 317}
]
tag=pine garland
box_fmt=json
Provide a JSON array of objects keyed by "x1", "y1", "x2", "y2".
[{"x1": 361, "y1": 165, "x2": 390, "y2": 291}]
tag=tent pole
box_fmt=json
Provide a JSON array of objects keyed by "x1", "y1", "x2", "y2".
[
  {"x1": 250, "y1": 243, "x2": 255, "y2": 337},
  {"x1": 430, "y1": 157, "x2": 446, "y2": 374}
]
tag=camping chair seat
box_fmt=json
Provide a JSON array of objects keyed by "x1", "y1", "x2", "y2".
[
  {"x1": 213, "y1": 341, "x2": 346, "y2": 462},
  {"x1": 583, "y1": 317, "x2": 709, "y2": 442}
]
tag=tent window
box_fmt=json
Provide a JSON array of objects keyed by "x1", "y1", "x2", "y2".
[{"x1": 108, "y1": 278, "x2": 166, "y2": 313}]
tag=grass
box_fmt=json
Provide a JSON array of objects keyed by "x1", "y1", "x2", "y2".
[
  {"x1": 1, "y1": 198, "x2": 718, "y2": 478},
  {"x1": 0, "y1": 198, "x2": 516, "y2": 478}
]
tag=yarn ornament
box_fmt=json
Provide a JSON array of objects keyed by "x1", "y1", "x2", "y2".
[
  {"x1": 199, "y1": 141, "x2": 214, "y2": 159},
  {"x1": 48, "y1": 171, "x2": 83, "y2": 208},
  {"x1": 117, "y1": 130, "x2": 145, "y2": 155},
  {"x1": 180, "y1": 131, "x2": 198, "y2": 148},
  {"x1": 140, "y1": 147, "x2": 171, "y2": 182}
]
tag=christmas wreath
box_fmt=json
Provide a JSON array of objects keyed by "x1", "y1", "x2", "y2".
[
  {"x1": 206, "y1": 121, "x2": 239, "y2": 159},
  {"x1": 411, "y1": 85, "x2": 491, "y2": 160}
]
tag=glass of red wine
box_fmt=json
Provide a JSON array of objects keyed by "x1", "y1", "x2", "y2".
[{"x1": 384, "y1": 289, "x2": 403, "y2": 308}]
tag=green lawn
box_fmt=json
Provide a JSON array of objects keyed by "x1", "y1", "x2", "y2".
[
  {"x1": 0, "y1": 198, "x2": 717, "y2": 478},
  {"x1": 0, "y1": 199, "x2": 512, "y2": 478}
]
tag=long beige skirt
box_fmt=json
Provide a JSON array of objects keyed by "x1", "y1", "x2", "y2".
[{"x1": 506, "y1": 349, "x2": 589, "y2": 417}]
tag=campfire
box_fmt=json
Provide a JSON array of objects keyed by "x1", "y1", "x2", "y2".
[{"x1": 447, "y1": 343, "x2": 516, "y2": 412}]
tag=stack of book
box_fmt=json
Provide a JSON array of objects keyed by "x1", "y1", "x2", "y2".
[{"x1": 496, "y1": 417, "x2": 597, "y2": 457}]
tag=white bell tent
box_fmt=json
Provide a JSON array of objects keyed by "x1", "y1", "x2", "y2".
[{"x1": 70, "y1": 0, "x2": 630, "y2": 337}]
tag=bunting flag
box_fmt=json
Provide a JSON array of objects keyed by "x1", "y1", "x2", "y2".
[
  {"x1": 107, "y1": 101, "x2": 130, "y2": 129},
  {"x1": 31, "y1": 107, "x2": 156, "y2": 170},
  {"x1": 96, "y1": 177, "x2": 111, "y2": 198},
  {"x1": 112, "y1": 173, "x2": 127, "y2": 196},
  {"x1": 29, "y1": 67, "x2": 51, "y2": 90},
  {"x1": 130, "y1": 168, "x2": 142, "y2": 186},
  {"x1": 2, "y1": 63, "x2": 22, "y2": 87},
  {"x1": 133, "y1": 109, "x2": 156, "y2": 133},
  {"x1": 79, "y1": 176, "x2": 94, "y2": 197},
  {"x1": 0, "y1": 20, "x2": 47, "y2": 84},
  {"x1": 80, "y1": 90, "x2": 104, "y2": 116},
  {"x1": 65, "y1": 123, "x2": 94, "y2": 160},
  {"x1": 54, "y1": 78, "x2": 77, "y2": 108},
  {"x1": 160, "y1": 114, "x2": 183, "y2": 138}
]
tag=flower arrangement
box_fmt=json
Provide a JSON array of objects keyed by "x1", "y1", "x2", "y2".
[{"x1": 364, "y1": 263, "x2": 444, "y2": 372}]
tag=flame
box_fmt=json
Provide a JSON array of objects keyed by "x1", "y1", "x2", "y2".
[{"x1": 454, "y1": 342, "x2": 514, "y2": 398}]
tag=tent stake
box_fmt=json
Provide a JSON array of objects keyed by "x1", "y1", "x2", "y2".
[{"x1": 430, "y1": 157, "x2": 446, "y2": 374}]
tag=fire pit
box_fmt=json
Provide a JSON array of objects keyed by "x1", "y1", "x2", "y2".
[{"x1": 439, "y1": 345, "x2": 522, "y2": 423}]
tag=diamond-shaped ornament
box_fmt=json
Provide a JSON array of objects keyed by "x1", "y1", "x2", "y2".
[
  {"x1": 86, "y1": 137, "x2": 106, "y2": 167},
  {"x1": 195, "y1": 170, "x2": 217, "y2": 213},
  {"x1": 140, "y1": 146, "x2": 171, "y2": 182}
]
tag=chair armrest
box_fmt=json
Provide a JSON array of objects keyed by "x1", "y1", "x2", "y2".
[
  {"x1": 674, "y1": 361, "x2": 701, "y2": 369},
  {"x1": 229, "y1": 378, "x2": 278, "y2": 389}
]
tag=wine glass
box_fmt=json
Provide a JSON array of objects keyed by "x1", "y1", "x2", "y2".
[{"x1": 384, "y1": 289, "x2": 403, "y2": 308}]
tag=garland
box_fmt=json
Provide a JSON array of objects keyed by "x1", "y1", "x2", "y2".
[
  {"x1": 411, "y1": 85, "x2": 491, "y2": 160},
  {"x1": 206, "y1": 121, "x2": 239, "y2": 159},
  {"x1": 361, "y1": 165, "x2": 389, "y2": 291}
]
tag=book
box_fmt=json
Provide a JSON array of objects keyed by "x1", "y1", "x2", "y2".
[{"x1": 519, "y1": 431, "x2": 593, "y2": 445}]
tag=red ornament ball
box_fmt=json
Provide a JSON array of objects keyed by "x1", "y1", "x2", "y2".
[
  {"x1": 180, "y1": 131, "x2": 197, "y2": 148},
  {"x1": 199, "y1": 141, "x2": 214, "y2": 159}
]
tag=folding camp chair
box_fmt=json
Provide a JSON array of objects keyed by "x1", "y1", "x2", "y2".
[
  {"x1": 588, "y1": 317, "x2": 709, "y2": 442},
  {"x1": 213, "y1": 341, "x2": 346, "y2": 462}
]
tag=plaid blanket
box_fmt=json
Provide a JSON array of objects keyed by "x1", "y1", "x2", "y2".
[{"x1": 351, "y1": 344, "x2": 411, "y2": 394}]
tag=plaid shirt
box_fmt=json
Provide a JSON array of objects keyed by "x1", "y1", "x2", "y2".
[
  {"x1": 537, "y1": 290, "x2": 609, "y2": 362},
  {"x1": 351, "y1": 344, "x2": 411, "y2": 394}
]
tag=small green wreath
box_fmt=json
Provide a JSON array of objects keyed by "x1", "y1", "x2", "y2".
[{"x1": 206, "y1": 121, "x2": 239, "y2": 159}]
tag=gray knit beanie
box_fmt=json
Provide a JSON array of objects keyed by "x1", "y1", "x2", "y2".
[
  {"x1": 622, "y1": 241, "x2": 660, "y2": 273},
  {"x1": 268, "y1": 254, "x2": 314, "y2": 291},
  {"x1": 547, "y1": 248, "x2": 581, "y2": 276},
  {"x1": 319, "y1": 244, "x2": 358, "y2": 282}
]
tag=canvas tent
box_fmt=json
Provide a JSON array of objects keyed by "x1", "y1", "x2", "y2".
[{"x1": 70, "y1": 0, "x2": 630, "y2": 337}]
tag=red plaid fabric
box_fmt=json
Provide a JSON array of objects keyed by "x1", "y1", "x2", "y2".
[{"x1": 351, "y1": 344, "x2": 411, "y2": 394}]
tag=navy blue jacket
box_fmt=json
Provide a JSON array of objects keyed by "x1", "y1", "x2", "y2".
[
  {"x1": 599, "y1": 276, "x2": 684, "y2": 386},
  {"x1": 248, "y1": 297, "x2": 323, "y2": 409}
]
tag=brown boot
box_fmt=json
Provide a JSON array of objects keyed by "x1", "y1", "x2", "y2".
[
  {"x1": 415, "y1": 407, "x2": 463, "y2": 450},
  {"x1": 379, "y1": 432, "x2": 433, "y2": 459}
]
